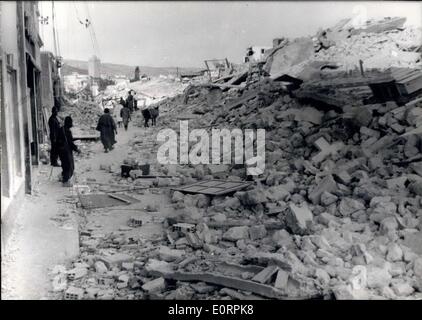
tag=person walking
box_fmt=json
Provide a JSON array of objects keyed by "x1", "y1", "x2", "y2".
[
  {"x1": 48, "y1": 107, "x2": 61, "y2": 167},
  {"x1": 113, "y1": 99, "x2": 123, "y2": 128},
  {"x1": 57, "y1": 116, "x2": 80, "y2": 187},
  {"x1": 126, "y1": 90, "x2": 134, "y2": 113},
  {"x1": 96, "y1": 108, "x2": 117, "y2": 153},
  {"x1": 121, "y1": 104, "x2": 131, "y2": 131},
  {"x1": 119, "y1": 97, "x2": 126, "y2": 108},
  {"x1": 133, "y1": 92, "x2": 138, "y2": 111}
]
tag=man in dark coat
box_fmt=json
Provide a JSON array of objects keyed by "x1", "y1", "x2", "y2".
[
  {"x1": 120, "y1": 105, "x2": 131, "y2": 131},
  {"x1": 119, "y1": 97, "x2": 126, "y2": 108},
  {"x1": 133, "y1": 92, "x2": 138, "y2": 111},
  {"x1": 57, "y1": 116, "x2": 80, "y2": 187},
  {"x1": 96, "y1": 108, "x2": 117, "y2": 153},
  {"x1": 126, "y1": 90, "x2": 134, "y2": 113},
  {"x1": 48, "y1": 107, "x2": 61, "y2": 166}
]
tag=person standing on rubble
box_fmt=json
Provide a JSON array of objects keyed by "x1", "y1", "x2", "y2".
[
  {"x1": 57, "y1": 116, "x2": 80, "y2": 187},
  {"x1": 96, "y1": 108, "x2": 117, "y2": 153},
  {"x1": 48, "y1": 107, "x2": 61, "y2": 167},
  {"x1": 120, "y1": 103, "x2": 131, "y2": 131}
]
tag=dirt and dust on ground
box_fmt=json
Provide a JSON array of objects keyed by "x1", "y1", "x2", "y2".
[{"x1": 4, "y1": 16, "x2": 422, "y2": 300}]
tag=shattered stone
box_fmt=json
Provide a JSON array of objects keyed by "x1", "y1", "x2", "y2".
[
  {"x1": 286, "y1": 203, "x2": 313, "y2": 235},
  {"x1": 274, "y1": 269, "x2": 289, "y2": 289},
  {"x1": 317, "y1": 212, "x2": 337, "y2": 227},
  {"x1": 272, "y1": 229, "x2": 295, "y2": 249},
  {"x1": 413, "y1": 257, "x2": 422, "y2": 278},
  {"x1": 320, "y1": 191, "x2": 338, "y2": 206},
  {"x1": 379, "y1": 217, "x2": 399, "y2": 235},
  {"x1": 171, "y1": 191, "x2": 184, "y2": 203},
  {"x1": 248, "y1": 225, "x2": 267, "y2": 241},
  {"x1": 158, "y1": 246, "x2": 186, "y2": 262},
  {"x1": 223, "y1": 226, "x2": 250, "y2": 242},
  {"x1": 409, "y1": 180, "x2": 422, "y2": 196},
  {"x1": 251, "y1": 265, "x2": 279, "y2": 284},
  {"x1": 64, "y1": 286, "x2": 84, "y2": 300},
  {"x1": 338, "y1": 198, "x2": 365, "y2": 217},
  {"x1": 366, "y1": 266, "x2": 392, "y2": 289},
  {"x1": 235, "y1": 189, "x2": 267, "y2": 206},
  {"x1": 315, "y1": 268, "x2": 331, "y2": 287},
  {"x1": 308, "y1": 174, "x2": 337, "y2": 205},
  {"x1": 122, "y1": 262, "x2": 134, "y2": 271},
  {"x1": 386, "y1": 176, "x2": 409, "y2": 191},
  {"x1": 52, "y1": 274, "x2": 67, "y2": 292},
  {"x1": 391, "y1": 280, "x2": 415, "y2": 297},
  {"x1": 142, "y1": 277, "x2": 166, "y2": 294},
  {"x1": 386, "y1": 243, "x2": 403, "y2": 262},
  {"x1": 67, "y1": 267, "x2": 88, "y2": 280}
]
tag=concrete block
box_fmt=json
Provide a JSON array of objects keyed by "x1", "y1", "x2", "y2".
[
  {"x1": 67, "y1": 267, "x2": 88, "y2": 280},
  {"x1": 286, "y1": 203, "x2": 313, "y2": 235},
  {"x1": 308, "y1": 174, "x2": 337, "y2": 205},
  {"x1": 251, "y1": 265, "x2": 279, "y2": 284},
  {"x1": 64, "y1": 286, "x2": 84, "y2": 300},
  {"x1": 274, "y1": 269, "x2": 289, "y2": 289},
  {"x1": 248, "y1": 225, "x2": 267, "y2": 241},
  {"x1": 223, "y1": 226, "x2": 250, "y2": 242},
  {"x1": 158, "y1": 246, "x2": 186, "y2": 262},
  {"x1": 142, "y1": 277, "x2": 166, "y2": 293}
]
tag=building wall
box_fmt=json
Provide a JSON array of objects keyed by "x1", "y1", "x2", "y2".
[
  {"x1": 245, "y1": 46, "x2": 272, "y2": 63},
  {"x1": 1, "y1": 1, "x2": 27, "y2": 217},
  {"x1": 1, "y1": 1, "x2": 43, "y2": 249},
  {"x1": 40, "y1": 52, "x2": 54, "y2": 111}
]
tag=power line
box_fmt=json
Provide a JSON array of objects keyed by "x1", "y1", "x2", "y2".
[{"x1": 84, "y1": 2, "x2": 101, "y2": 58}]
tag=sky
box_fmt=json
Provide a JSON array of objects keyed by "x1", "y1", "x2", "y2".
[{"x1": 39, "y1": 1, "x2": 422, "y2": 68}]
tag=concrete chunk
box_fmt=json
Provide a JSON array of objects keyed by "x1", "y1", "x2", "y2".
[
  {"x1": 223, "y1": 226, "x2": 250, "y2": 242},
  {"x1": 286, "y1": 203, "x2": 313, "y2": 235},
  {"x1": 158, "y1": 246, "x2": 186, "y2": 262},
  {"x1": 274, "y1": 269, "x2": 289, "y2": 289},
  {"x1": 251, "y1": 265, "x2": 279, "y2": 284},
  {"x1": 308, "y1": 174, "x2": 337, "y2": 205},
  {"x1": 142, "y1": 277, "x2": 166, "y2": 293},
  {"x1": 248, "y1": 225, "x2": 267, "y2": 241}
]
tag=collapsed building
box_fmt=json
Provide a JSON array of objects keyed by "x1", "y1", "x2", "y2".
[{"x1": 41, "y1": 16, "x2": 422, "y2": 300}]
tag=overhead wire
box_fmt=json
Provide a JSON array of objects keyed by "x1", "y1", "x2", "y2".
[
  {"x1": 84, "y1": 2, "x2": 101, "y2": 58},
  {"x1": 51, "y1": 1, "x2": 59, "y2": 56}
]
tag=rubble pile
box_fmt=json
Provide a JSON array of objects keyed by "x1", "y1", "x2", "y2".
[
  {"x1": 101, "y1": 76, "x2": 190, "y2": 108},
  {"x1": 59, "y1": 96, "x2": 103, "y2": 131},
  {"x1": 313, "y1": 25, "x2": 422, "y2": 71},
  {"x1": 264, "y1": 17, "x2": 421, "y2": 77},
  {"x1": 52, "y1": 16, "x2": 422, "y2": 300}
]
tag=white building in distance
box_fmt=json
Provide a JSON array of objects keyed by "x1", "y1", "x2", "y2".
[{"x1": 88, "y1": 55, "x2": 101, "y2": 78}]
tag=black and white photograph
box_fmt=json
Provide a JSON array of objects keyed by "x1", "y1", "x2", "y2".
[{"x1": 1, "y1": 0, "x2": 422, "y2": 304}]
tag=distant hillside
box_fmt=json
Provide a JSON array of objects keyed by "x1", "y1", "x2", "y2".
[{"x1": 61, "y1": 59, "x2": 203, "y2": 78}]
